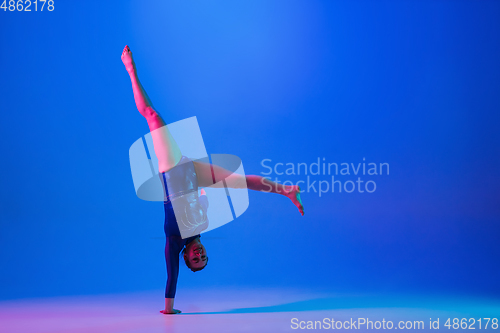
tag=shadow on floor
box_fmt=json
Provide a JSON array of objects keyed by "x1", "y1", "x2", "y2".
[{"x1": 183, "y1": 294, "x2": 498, "y2": 315}]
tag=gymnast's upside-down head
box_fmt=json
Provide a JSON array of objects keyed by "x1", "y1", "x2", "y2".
[{"x1": 183, "y1": 237, "x2": 208, "y2": 272}]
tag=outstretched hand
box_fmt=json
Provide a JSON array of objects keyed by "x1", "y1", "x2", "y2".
[{"x1": 160, "y1": 309, "x2": 182, "y2": 314}]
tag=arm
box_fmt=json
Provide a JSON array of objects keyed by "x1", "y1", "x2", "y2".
[
  {"x1": 161, "y1": 236, "x2": 182, "y2": 314},
  {"x1": 161, "y1": 298, "x2": 181, "y2": 314}
]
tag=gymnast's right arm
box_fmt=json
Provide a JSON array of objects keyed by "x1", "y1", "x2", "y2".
[{"x1": 161, "y1": 237, "x2": 182, "y2": 314}]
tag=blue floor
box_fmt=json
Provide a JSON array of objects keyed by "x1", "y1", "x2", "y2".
[{"x1": 1, "y1": 287, "x2": 499, "y2": 332}]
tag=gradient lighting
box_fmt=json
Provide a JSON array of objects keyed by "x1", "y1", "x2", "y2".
[{"x1": 0, "y1": 0, "x2": 498, "y2": 323}]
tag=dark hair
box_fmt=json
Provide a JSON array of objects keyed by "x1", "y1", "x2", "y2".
[{"x1": 182, "y1": 247, "x2": 208, "y2": 272}]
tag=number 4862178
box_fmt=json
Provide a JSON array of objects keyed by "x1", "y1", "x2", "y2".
[{"x1": 1, "y1": 0, "x2": 55, "y2": 11}]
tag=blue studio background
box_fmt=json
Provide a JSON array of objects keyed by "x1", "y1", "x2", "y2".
[{"x1": 1, "y1": 0, "x2": 499, "y2": 300}]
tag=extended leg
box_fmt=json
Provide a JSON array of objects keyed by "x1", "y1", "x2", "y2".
[
  {"x1": 122, "y1": 45, "x2": 182, "y2": 173},
  {"x1": 193, "y1": 161, "x2": 304, "y2": 216}
]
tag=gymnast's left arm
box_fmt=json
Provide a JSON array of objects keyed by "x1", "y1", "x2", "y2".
[{"x1": 160, "y1": 237, "x2": 182, "y2": 314}]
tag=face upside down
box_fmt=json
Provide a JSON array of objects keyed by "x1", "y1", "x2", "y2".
[{"x1": 183, "y1": 237, "x2": 208, "y2": 272}]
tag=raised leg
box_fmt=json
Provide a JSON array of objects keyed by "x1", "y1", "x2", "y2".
[
  {"x1": 193, "y1": 161, "x2": 304, "y2": 216},
  {"x1": 122, "y1": 45, "x2": 182, "y2": 173}
]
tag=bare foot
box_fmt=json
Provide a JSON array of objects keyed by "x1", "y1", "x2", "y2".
[
  {"x1": 121, "y1": 45, "x2": 136, "y2": 73},
  {"x1": 285, "y1": 185, "x2": 304, "y2": 216},
  {"x1": 160, "y1": 309, "x2": 182, "y2": 314}
]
